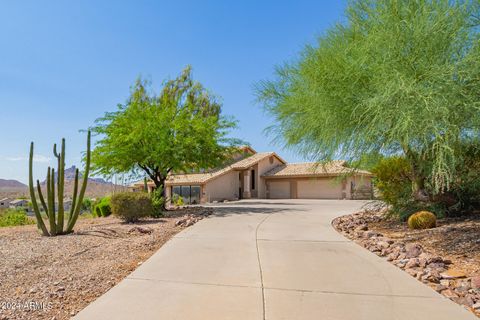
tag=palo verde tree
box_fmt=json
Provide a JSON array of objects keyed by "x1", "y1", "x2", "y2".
[
  {"x1": 91, "y1": 66, "x2": 241, "y2": 199},
  {"x1": 256, "y1": 0, "x2": 480, "y2": 199}
]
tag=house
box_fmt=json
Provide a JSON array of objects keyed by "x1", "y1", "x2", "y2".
[
  {"x1": 9, "y1": 199, "x2": 28, "y2": 208},
  {"x1": 63, "y1": 198, "x2": 73, "y2": 211},
  {"x1": 55, "y1": 198, "x2": 73, "y2": 211},
  {"x1": 0, "y1": 198, "x2": 11, "y2": 208},
  {"x1": 130, "y1": 148, "x2": 373, "y2": 204}
]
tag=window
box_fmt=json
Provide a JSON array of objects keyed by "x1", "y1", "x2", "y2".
[
  {"x1": 191, "y1": 186, "x2": 201, "y2": 204},
  {"x1": 171, "y1": 185, "x2": 201, "y2": 204},
  {"x1": 251, "y1": 170, "x2": 255, "y2": 190}
]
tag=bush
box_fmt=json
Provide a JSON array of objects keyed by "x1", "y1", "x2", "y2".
[
  {"x1": 92, "y1": 197, "x2": 111, "y2": 217},
  {"x1": 445, "y1": 140, "x2": 480, "y2": 214},
  {"x1": 172, "y1": 194, "x2": 184, "y2": 206},
  {"x1": 371, "y1": 156, "x2": 414, "y2": 219},
  {"x1": 407, "y1": 211, "x2": 437, "y2": 229},
  {"x1": 111, "y1": 192, "x2": 153, "y2": 223},
  {"x1": 81, "y1": 198, "x2": 93, "y2": 212},
  {"x1": 151, "y1": 187, "x2": 165, "y2": 218},
  {"x1": 0, "y1": 209, "x2": 35, "y2": 227}
]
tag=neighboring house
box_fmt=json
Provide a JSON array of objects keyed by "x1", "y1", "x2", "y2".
[
  {"x1": 57, "y1": 198, "x2": 73, "y2": 211},
  {"x1": 63, "y1": 198, "x2": 73, "y2": 211},
  {"x1": 9, "y1": 199, "x2": 28, "y2": 208},
  {"x1": 130, "y1": 148, "x2": 373, "y2": 204},
  {"x1": 0, "y1": 198, "x2": 11, "y2": 208}
]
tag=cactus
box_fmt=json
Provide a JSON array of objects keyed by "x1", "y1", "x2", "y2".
[
  {"x1": 407, "y1": 211, "x2": 437, "y2": 230},
  {"x1": 28, "y1": 131, "x2": 91, "y2": 236},
  {"x1": 144, "y1": 177, "x2": 148, "y2": 192}
]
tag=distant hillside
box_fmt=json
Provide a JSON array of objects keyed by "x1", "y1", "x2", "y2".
[
  {"x1": 49, "y1": 166, "x2": 111, "y2": 185},
  {"x1": 0, "y1": 167, "x2": 127, "y2": 199},
  {"x1": 0, "y1": 179, "x2": 28, "y2": 199},
  {"x1": 0, "y1": 179, "x2": 27, "y2": 189}
]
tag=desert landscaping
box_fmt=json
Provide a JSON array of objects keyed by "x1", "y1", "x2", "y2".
[{"x1": 0, "y1": 207, "x2": 211, "y2": 320}]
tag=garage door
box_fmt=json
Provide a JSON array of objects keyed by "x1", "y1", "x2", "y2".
[
  {"x1": 269, "y1": 181, "x2": 290, "y2": 199},
  {"x1": 297, "y1": 179, "x2": 342, "y2": 199}
]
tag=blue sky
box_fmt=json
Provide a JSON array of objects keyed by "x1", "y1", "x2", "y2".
[{"x1": 0, "y1": 0, "x2": 346, "y2": 184}]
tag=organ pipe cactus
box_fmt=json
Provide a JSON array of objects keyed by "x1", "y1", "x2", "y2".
[{"x1": 28, "y1": 131, "x2": 91, "y2": 236}]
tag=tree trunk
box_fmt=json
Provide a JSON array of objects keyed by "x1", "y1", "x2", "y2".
[
  {"x1": 402, "y1": 145, "x2": 430, "y2": 202},
  {"x1": 412, "y1": 176, "x2": 429, "y2": 202},
  {"x1": 137, "y1": 164, "x2": 170, "y2": 210}
]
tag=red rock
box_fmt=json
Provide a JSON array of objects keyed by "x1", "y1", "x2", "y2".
[
  {"x1": 471, "y1": 275, "x2": 480, "y2": 289},
  {"x1": 405, "y1": 243, "x2": 422, "y2": 258},
  {"x1": 453, "y1": 296, "x2": 474, "y2": 307},
  {"x1": 441, "y1": 288, "x2": 459, "y2": 298},
  {"x1": 406, "y1": 258, "x2": 419, "y2": 269}
]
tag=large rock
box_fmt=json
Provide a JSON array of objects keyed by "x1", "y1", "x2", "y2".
[
  {"x1": 441, "y1": 269, "x2": 467, "y2": 280},
  {"x1": 405, "y1": 258, "x2": 419, "y2": 269},
  {"x1": 405, "y1": 243, "x2": 422, "y2": 258},
  {"x1": 453, "y1": 296, "x2": 474, "y2": 308},
  {"x1": 471, "y1": 275, "x2": 480, "y2": 289},
  {"x1": 441, "y1": 288, "x2": 459, "y2": 298}
]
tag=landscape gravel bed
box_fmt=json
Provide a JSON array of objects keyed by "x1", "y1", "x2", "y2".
[
  {"x1": 333, "y1": 206, "x2": 480, "y2": 318},
  {"x1": 0, "y1": 207, "x2": 212, "y2": 320}
]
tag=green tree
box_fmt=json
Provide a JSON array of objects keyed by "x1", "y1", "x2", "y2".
[
  {"x1": 256, "y1": 0, "x2": 480, "y2": 199},
  {"x1": 91, "y1": 66, "x2": 240, "y2": 199}
]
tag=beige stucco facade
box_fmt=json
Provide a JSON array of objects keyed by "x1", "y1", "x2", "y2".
[{"x1": 132, "y1": 149, "x2": 373, "y2": 204}]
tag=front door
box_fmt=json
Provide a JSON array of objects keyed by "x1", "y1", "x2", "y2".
[{"x1": 238, "y1": 172, "x2": 243, "y2": 199}]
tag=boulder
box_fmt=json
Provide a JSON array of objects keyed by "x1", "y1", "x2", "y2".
[
  {"x1": 441, "y1": 269, "x2": 467, "y2": 280},
  {"x1": 405, "y1": 258, "x2": 419, "y2": 269},
  {"x1": 471, "y1": 275, "x2": 480, "y2": 289},
  {"x1": 405, "y1": 243, "x2": 422, "y2": 258},
  {"x1": 441, "y1": 288, "x2": 459, "y2": 299},
  {"x1": 452, "y1": 296, "x2": 474, "y2": 308}
]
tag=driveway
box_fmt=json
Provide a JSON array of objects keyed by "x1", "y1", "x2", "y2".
[{"x1": 75, "y1": 199, "x2": 476, "y2": 320}]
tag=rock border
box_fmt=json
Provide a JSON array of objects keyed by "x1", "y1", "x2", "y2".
[
  {"x1": 332, "y1": 210, "x2": 480, "y2": 317},
  {"x1": 174, "y1": 207, "x2": 213, "y2": 227}
]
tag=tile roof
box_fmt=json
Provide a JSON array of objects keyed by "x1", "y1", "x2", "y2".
[
  {"x1": 165, "y1": 152, "x2": 284, "y2": 185},
  {"x1": 262, "y1": 161, "x2": 372, "y2": 178}
]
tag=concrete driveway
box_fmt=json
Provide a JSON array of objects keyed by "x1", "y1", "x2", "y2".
[{"x1": 75, "y1": 199, "x2": 476, "y2": 320}]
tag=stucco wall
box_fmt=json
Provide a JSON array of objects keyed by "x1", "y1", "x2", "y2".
[
  {"x1": 257, "y1": 156, "x2": 285, "y2": 198},
  {"x1": 204, "y1": 170, "x2": 240, "y2": 202},
  {"x1": 347, "y1": 175, "x2": 372, "y2": 199}
]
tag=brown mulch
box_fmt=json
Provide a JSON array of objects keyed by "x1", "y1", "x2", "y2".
[
  {"x1": 369, "y1": 213, "x2": 480, "y2": 277},
  {"x1": 0, "y1": 207, "x2": 212, "y2": 320}
]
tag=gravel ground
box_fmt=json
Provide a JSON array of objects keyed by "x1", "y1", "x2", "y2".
[{"x1": 0, "y1": 207, "x2": 212, "y2": 320}]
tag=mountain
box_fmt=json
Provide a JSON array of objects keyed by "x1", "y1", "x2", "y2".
[
  {"x1": 0, "y1": 179, "x2": 27, "y2": 189},
  {"x1": 0, "y1": 167, "x2": 126, "y2": 199},
  {"x1": 58, "y1": 166, "x2": 111, "y2": 185},
  {"x1": 0, "y1": 179, "x2": 28, "y2": 199}
]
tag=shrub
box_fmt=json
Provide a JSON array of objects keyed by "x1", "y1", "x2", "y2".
[
  {"x1": 151, "y1": 187, "x2": 165, "y2": 218},
  {"x1": 407, "y1": 211, "x2": 437, "y2": 229},
  {"x1": 92, "y1": 197, "x2": 111, "y2": 217},
  {"x1": 172, "y1": 194, "x2": 184, "y2": 206},
  {"x1": 371, "y1": 156, "x2": 414, "y2": 219},
  {"x1": 0, "y1": 209, "x2": 35, "y2": 227},
  {"x1": 81, "y1": 198, "x2": 93, "y2": 212},
  {"x1": 111, "y1": 192, "x2": 153, "y2": 223}
]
